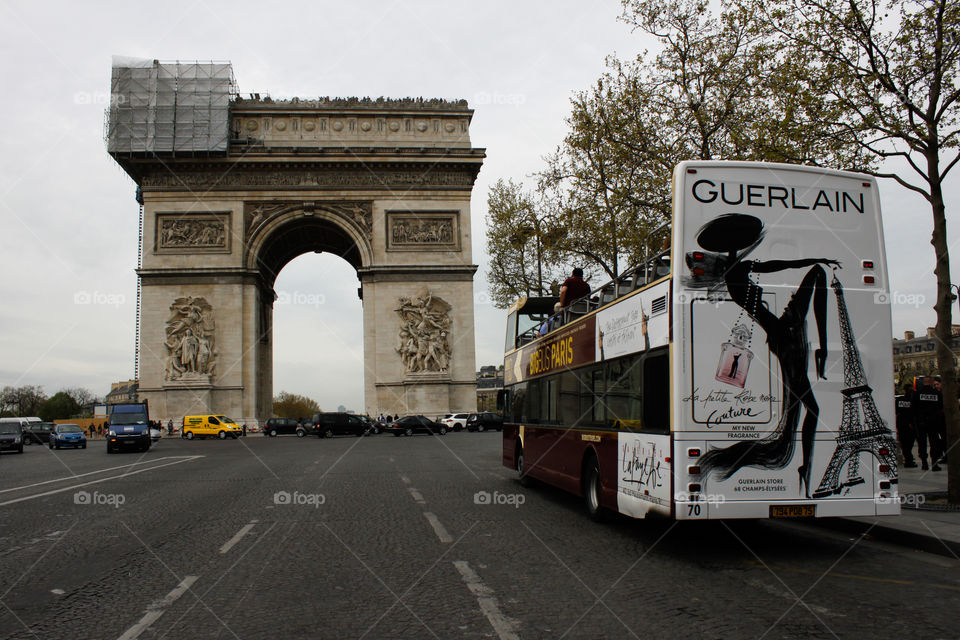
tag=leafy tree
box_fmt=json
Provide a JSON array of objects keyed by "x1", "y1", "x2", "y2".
[
  {"x1": 272, "y1": 392, "x2": 321, "y2": 420},
  {"x1": 0, "y1": 385, "x2": 47, "y2": 417},
  {"x1": 39, "y1": 392, "x2": 80, "y2": 421},
  {"x1": 757, "y1": 0, "x2": 960, "y2": 501},
  {"x1": 484, "y1": 179, "x2": 566, "y2": 308}
]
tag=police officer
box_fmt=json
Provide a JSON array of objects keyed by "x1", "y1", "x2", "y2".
[
  {"x1": 912, "y1": 376, "x2": 944, "y2": 471},
  {"x1": 895, "y1": 383, "x2": 917, "y2": 468}
]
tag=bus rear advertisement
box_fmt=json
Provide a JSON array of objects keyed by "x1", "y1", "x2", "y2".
[{"x1": 502, "y1": 161, "x2": 899, "y2": 521}]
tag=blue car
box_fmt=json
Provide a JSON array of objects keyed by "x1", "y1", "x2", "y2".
[{"x1": 49, "y1": 424, "x2": 87, "y2": 449}]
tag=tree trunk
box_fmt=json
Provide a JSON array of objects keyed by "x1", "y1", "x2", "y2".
[{"x1": 927, "y1": 160, "x2": 959, "y2": 503}]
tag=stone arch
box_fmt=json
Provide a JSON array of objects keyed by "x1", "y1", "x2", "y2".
[{"x1": 244, "y1": 205, "x2": 373, "y2": 285}]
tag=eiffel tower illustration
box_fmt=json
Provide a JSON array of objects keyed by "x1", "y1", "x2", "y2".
[{"x1": 812, "y1": 275, "x2": 898, "y2": 499}]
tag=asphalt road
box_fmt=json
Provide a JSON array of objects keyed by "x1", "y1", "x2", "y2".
[{"x1": 0, "y1": 432, "x2": 956, "y2": 639}]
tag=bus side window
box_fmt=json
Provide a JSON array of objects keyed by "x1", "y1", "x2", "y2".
[
  {"x1": 526, "y1": 380, "x2": 542, "y2": 424},
  {"x1": 511, "y1": 383, "x2": 526, "y2": 423},
  {"x1": 643, "y1": 350, "x2": 669, "y2": 433},
  {"x1": 497, "y1": 389, "x2": 509, "y2": 414},
  {"x1": 604, "y1": 356, "x2": 643, "y2": 430}
]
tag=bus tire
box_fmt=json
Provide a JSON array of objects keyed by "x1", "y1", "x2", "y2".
[
  {"x1": 583, "y1": 456, "x2": 607, "y2": 522},
  {"x1": 516, "y1": 445, "x2": 532, "y2": 487}
]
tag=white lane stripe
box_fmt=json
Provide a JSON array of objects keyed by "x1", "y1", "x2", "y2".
[
  {"x1": 453, "y1": 561, "x2": 520, "y2": 640},
  {"x1": 0, "y1": 457, "x2": 201, "y2": 494},
  {"x1": 423, "y1": 512, "x2": 453, "y2": 543},
  {"x1": 408, "y1": 487, "x2": 425, "y2": 504},
  {"x1": 117, "y1": 575, "x2": 198, "y2": 640},
  {"x1": 219, "y1": 522, "x2": 257, "y2": 554},
  {"x1": 0, "y1": 457, "x2": 203, "y2": 507}
]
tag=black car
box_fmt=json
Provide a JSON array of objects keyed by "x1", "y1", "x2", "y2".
[
  {"x1": 23, "y1": 422, "x2": 55, "y2": 445},
  {"x1": 309, "y1": 412, "x2": 367, "y2": 438},
  {"x1": 466, "y1": 412, "x2": 503, "y2": 432},
  {"x1": 0, "y1": 423, "x2": 24, "y2": 454},
  {"x1": 385, "y1": 415, "x2": 447, "y2": 437},
  {"x1": 263, "y1": 418, "x2": 308, "y2": 437}
]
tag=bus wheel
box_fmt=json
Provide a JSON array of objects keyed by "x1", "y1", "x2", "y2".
[
  {"x1": 583, "y1": 457, "x2": 606, "y2": 522},
  {"x1": 516, "y1": 446, "x2": 532, "y2": 487}
]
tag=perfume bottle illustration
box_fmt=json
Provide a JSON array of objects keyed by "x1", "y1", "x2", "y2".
[{"x1": 715, "y1": 321, "x2": 754, "y2": 388}]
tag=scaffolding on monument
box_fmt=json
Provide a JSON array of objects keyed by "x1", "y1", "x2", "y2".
[{"x1": 106, "y1": 57, "x2": 236, "y2": 155}]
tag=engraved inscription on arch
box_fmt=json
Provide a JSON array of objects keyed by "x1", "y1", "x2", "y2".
[
  {"x1": 155, "y1": 213, "x2": 230, "y2": 253},
  {"x1": 386, "y1": 211, "x2": 460, "y2": 251}
]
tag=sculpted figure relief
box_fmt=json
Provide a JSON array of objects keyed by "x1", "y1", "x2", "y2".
[
  {"x1": 396, "y1": 293, "x2": 452, "y2": 373},
  {"x1": 391, "y1": 217, "x2": 455, "y2": 246},
  {"x1": 164, "y1": 297, "x2": 217, "y2": 382},
  {"x1": 159, "y1": 218, "x2": 226, "y2": 248}
]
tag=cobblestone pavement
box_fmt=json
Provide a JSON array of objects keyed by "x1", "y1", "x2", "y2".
[{"x1": 0, "y1": 433, "x2": 956, "y2": 639}]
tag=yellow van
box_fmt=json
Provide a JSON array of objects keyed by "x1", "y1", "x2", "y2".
[{"x1": 182, "y1": 415, "x2": 243, "y2": 440}]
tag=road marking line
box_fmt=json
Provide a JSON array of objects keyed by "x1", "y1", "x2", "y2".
[
  {"x1": 453, "y1": 560, "x2": 520, "y2": 640},
  {"x1": 399, "y1": 474, "x2": 411, "y2": 485},
  {"x1": 0, "y1": 457, "x2": 202, "y2": 494},
  {"x1": 423, "y1": 512, "x2": 453, "y2": 543},
  {"x1": 219, "y1": 522, "x2": 257, "y2": 554},
  {"x1": 0, "y1": 457, "x2": 203, "y2": 507},
  {"x1": 116, "y1": 575, "x2": 198, "y2": 640},
  {"x1": 408, "y1": 487, "x2": 425, "y2": 504}
]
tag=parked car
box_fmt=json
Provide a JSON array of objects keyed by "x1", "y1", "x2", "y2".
[
  {"x1": 439, "y1": 412, "x2": 471, "y2": 432},
  {"x1": 385, "y1": 415, "x2": 447, "y2": 437},
  {"x1": 22, "y1": 422, "x2": 55, "y2": 445},
  {"x1": 308, "y1": 413, "x2": 367, "y2": 438},
  {"x1": 49, "y1": 424, "x2": 87, "y2": 449},
  {"x1": 466, "y1": 412, "x2": 503, "y2": 432},
  {"x1": 149, "y1": 426, "x2": 162, "y2": 443},
  {"x1": 0, "y1": 422, "x2": 24, "y2": 454},
  {"x1": 263, "y1": 417, "x2": 308, "y2": 437}
]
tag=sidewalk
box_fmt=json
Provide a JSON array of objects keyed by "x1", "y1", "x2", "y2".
[{"x1": 808, "y1": 465, "x2": 960, "y2": 558}]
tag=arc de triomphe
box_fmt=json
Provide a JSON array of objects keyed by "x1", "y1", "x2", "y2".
[{"x1": 106, "y1": 60, "x2": 484, "y2": 424}]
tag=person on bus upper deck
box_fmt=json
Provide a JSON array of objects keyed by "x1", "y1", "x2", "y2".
[
  {"x1": 559, "y1": 268, "x2": 590, "y2": 307},
  {"x1": 895, "y1": 383, "x2": 917, "y2": 468}
]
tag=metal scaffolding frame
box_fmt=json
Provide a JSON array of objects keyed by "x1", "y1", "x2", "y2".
[{"x1": 107, "y1": 58, "x2": 236, "y2": 154}]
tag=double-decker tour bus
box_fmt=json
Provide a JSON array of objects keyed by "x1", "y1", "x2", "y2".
[{"x1": 501, "y1": 161, "x2": 900, "y2": 521}]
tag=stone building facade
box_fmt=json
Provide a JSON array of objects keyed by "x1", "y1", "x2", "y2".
[{"x1": 892, "y1": 326, "x2": 960, "y2": 386}]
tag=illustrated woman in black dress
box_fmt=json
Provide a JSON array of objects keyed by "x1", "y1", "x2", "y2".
[{"x1": 687, "y1": 214, "x2": 840, "y2": 498}]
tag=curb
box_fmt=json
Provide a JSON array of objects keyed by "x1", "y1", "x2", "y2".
[{"x1": 803, "y1": 517, "x2": 960, "y2": 559}]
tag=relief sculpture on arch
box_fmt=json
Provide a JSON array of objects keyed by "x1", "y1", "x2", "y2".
[{"x1": 164, "y1": 296, "x2": 217, "y2": 383}]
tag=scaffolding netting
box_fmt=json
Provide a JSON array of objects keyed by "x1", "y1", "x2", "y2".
[{"x1": 107, "y1": 57, "x2": 236, "y2": 154}]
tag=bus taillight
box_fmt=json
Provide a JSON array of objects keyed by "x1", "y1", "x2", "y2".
[
  {"x1": 879, "y1": 464, "x2": 891, "y2": 473},
  {"x1": 688, "y1": 483, "x2": 701, "y2": 493},
  {"x1": 688, "y1": 466, "x2": 701, "y2": 475},
  {"x1": 687, "y1": 448, "x2": 701, "y2": 457}
]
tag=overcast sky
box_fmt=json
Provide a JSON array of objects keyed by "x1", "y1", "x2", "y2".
[{"x1": 0, "y1": 0, "x2": 956, "y2": 413}]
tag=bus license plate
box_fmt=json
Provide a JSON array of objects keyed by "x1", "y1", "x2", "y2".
[{"x1": 770, "y1": 504, "x2": 816, "y2": 518}]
